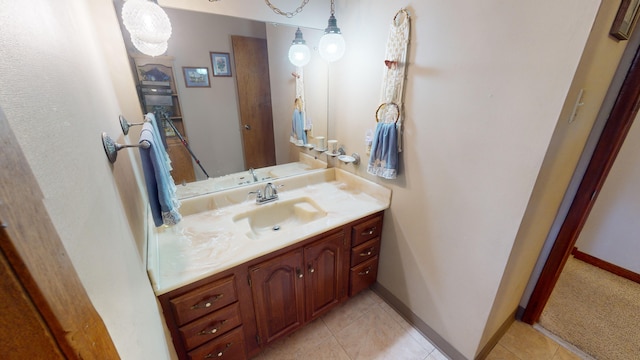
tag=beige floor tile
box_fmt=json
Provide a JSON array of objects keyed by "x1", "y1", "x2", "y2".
[
  {"x1": 253, "y1": 318, "x2": 332, "y2": 360},
  {"x1": 378, "y1": 301, "x2": 436, "y2": 354},
  {"x1": 425, "y1": 348, "x2": 450, "y2": 360},
  {"x1": 296, "y1": 334, "x2": 351, "y2": 360},
  {"x1": 335, "y1": 305, "x2": 431, "y2": 360},
  {"x1": 551, "y1": 346, "x2": 584, "y2": 360},
  {"x1": 499, "y1": 321, "x2": 559, "y2": 360},
  {"x1": 322, "y1": 289, "x2": 377, "y2": 334},
  {"x1": 485, "y1": 344, "x2": 520, "y2": 360}
]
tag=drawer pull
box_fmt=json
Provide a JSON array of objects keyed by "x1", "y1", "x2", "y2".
[
  {"x1": 191, "y1": 294, "x2": 223, "y2": 310},
  {"x1": 361, "y1": 227, "x2": 376, "y2": 236},
  {"x1": 358, "y1": 267, "x2": 372, "y2": 276},
  {"x1": 204, "y1": 342, "x2": 233, "y2": 358},
  {"x1": 359, "y1": 248, "x2": 375, "y2": 257},
  {"x1": 198, "y1": 320, "x2": 227, "y2": 336}
]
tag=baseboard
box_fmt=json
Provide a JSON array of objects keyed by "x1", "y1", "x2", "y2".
[
  {"x1": 572, "y1": 247, "x2": 640, "y2": 284},
  {"x1": 474, "y1": 309, "x2": 516, "y2": 360},
  {"x1": 371, "y1": 282, "x2": 467, "y2": 360}
]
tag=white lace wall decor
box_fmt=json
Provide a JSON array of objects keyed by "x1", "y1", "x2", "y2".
[{"x1": 367, "y1": 9, "x2": 410, "y2": 180}]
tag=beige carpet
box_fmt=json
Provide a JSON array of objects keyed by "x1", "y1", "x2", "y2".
[{"x1": 539, "y1": 256, "x2": 640, "y2": 360}]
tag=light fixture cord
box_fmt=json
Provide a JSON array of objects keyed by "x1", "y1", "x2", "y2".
[
  {"x1": 264, "y1": 0, "x2": 310, "y2": 18},
  {"x1": 330, "y1": 0, "x2": 335, "y2": 16}
]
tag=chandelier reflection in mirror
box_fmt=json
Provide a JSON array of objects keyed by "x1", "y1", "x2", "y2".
[
  {"x1": 319, "y1": 0, "x2": 345, "y2": 62},
  {"x1": 122, "y1": 0, "x2": 172, "y2": 56},
  {"x1": 288, "y1": 28, "x2": 311, "y2": 67}
]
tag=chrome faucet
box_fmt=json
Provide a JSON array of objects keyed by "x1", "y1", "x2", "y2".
[
  {"x1": 248, "y1": 182, "x2": 282, "y2": 205},
  {"x1": 249, "y1": 168, "x2": 258, "y2": 182}
]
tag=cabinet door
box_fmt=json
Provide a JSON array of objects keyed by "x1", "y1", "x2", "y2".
[
  {"x1": 304, "y1": 230, "x2": 347, "y2": 321},
  {"x1": 250, "y1": 249, "x2": 304, "y2": 345}
]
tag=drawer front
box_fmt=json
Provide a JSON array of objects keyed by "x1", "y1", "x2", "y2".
[
  {"x1": 351, "y1": 216, "x2": 382, "y2": 247},
  {"x1": 349, "y1": 256, "x2": 379, "y2": 297},
  {"x1": 170, "y1": 276, "x2": 238, "y2": 326},
  {"x1": 179, "y1": 302, "x2": 243, "y2": 351},
  {"x1": 350, "y1": 238, "x2": 380, "y2": 267},
  {"x1": 187, "y1": 326, "x2": 246, "y2": 360}
]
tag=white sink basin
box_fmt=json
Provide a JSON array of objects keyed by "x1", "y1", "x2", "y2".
[{"x1": 232, "y1": 197, "x2": 327, "y2": 239}]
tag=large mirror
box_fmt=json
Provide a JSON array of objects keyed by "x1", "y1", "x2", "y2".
[{"x1": 113, "y1": 1, "x2": 329, "y2": 198}]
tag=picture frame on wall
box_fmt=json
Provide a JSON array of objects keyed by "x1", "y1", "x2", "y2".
[
  {"x1": 610, "y1": 0, "x2": 640, "y2": 40},
  {"x1": 182, "y1": 67, "x2": 210, "y2": 87},
  {"x1": 210, "y1": 52, "x2": 232, "y2": 77}
]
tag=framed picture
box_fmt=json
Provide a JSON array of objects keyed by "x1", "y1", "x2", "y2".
[
  {"x1": 610, "y1": 0, "x2": 640, "y2": 40},
  {"x1": 210, "y1": 52, "x2": 232, "y2": 77},
  {"x1": 182, "y1": 67, "x2": 210, "y2": 87}
]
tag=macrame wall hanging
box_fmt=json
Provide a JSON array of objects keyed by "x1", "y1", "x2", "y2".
[
  {"x1": 290, "y1": 68, "x2": 310, "y2": 145},
  {"x1": 367, "y1": 9, "x2": 410, "y2": 180}
]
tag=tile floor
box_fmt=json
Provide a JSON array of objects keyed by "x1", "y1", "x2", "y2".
[{"x1": 251, "y1": 289, "x2": 586, "y2": 360}]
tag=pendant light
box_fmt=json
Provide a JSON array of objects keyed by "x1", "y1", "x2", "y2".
[
  {"x1": 319, "y1": 0, "x2": 345, "y2": 62},
  {"x1": 288, "y1": 28, "x2": 311, "y2": 67},
  {"x1": 122, "y1": 0, "x2": 172, "y2": 57}
]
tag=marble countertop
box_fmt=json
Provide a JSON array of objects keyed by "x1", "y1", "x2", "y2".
[{"x1": 147, "y1": 168, "x2": 391, "y2": 295}]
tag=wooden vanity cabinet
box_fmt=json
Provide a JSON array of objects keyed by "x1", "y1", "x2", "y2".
[
  {"x1": 349, "y1": 214, "x2": 383, "y2": 297},
  {"x1": 158, "y1": 272, "x2": 255, "y2": 360},
  {"x1": 157, "y1": 211, "x2": 384, "y2": 359},
  {"x1": 249, "y1": 229, "x2": 349, "y2": 346}
]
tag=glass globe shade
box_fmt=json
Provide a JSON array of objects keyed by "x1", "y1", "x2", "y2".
[
  {"x1": 122, "y1": 0, "x2": 172, "y2": 44},
  {"x1": 131, "y1": 35, "x2": 168, "y2": 57},
  {"x1": 288, "y1": 43, "x2": 311, "y2": 67},
  {"x1": 319, "y1": 33, "x2": 345, "y2": 62}
]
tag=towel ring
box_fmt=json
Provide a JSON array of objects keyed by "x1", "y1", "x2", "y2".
[
  {"x1": 102, "y1": 132, "x2": 150, "y2": 164},
  {"x1": 376, "y1": 102, "x2": 400, "y2": 123}
]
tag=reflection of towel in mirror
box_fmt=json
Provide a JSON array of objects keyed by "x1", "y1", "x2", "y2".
[
  {"x1": 292, "y1": 108, "x2": 307, "y2": 144},
  {"x1": 367, "y1": 122, "x2": 398, "y2": 179},
  {"x1": 139, "y1": 122, "x2": 181, "y2": 227}
]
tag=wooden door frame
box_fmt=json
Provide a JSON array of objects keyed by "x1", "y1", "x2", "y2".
[{"x1": 522, "y1": 43, "x2": 640, "y2": 323}]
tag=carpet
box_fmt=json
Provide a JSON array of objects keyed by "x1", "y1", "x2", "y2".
[{"x1": 539, "y1": 256, "x2": 640, "y2": 360}]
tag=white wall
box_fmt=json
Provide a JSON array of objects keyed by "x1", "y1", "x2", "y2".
[
  {"x1": 0, "y1": 0, "x2": 171, "y2": 358},
  {"x1": 576, "y1": 111, "x2": 640, "y2": 273},
  {"x1": 330, "y1": 1, "x2": 600, "y2": 358}
]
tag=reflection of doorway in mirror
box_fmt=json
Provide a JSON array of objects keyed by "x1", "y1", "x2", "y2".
[{"x1": 231, "y1": 35, "x2": 277, "y2": 170}]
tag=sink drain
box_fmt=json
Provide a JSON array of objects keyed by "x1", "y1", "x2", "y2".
[{"x1": 272, "y1": 225, "x2": 281, "y2": 231}]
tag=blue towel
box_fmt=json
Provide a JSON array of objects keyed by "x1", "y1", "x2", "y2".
[
  {"x1": 367, "y1": 122, "x2": 398, "y2": 179},
  {"x1": 139, "y1": 122, "x2": 181, "y2": 227},
  {"x1": 292, "y1": 108, "x2": 307, "y2": 144}
]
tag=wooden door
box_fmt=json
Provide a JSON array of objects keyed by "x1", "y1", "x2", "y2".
[
  {"x1": 304, "y1": 231, "x2": 348, "y2": 321},
  {"x1": 0, "y1": 110, "x2": 119, "y2": 358},
  {"x1": 249, "y1": 249, "x2": 304, "y2": 345},
  {"x1": 231, "y1": 35, "x2": 276, "y2": 169}
]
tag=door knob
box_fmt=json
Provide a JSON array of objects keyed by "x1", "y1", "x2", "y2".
[{"x1": 244, "y1": 124, "x2": 251, "y2": 130}]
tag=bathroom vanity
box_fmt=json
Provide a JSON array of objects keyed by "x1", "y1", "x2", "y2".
[{"x1": 147, "y1": 168, "x2": 391, "y2": 359}]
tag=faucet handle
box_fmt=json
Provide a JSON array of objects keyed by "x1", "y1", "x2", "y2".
[{"x1": 248, "y1": 189, "x2": 262, "y2": 200}]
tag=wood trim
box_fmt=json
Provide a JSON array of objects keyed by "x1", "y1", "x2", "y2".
[
  {"x1": 0, "y1": 110, "x2": 119, "y2": 358},
  {"x1": 522, "y1": 44, "x2": 640, "y2": 324},
  {"x1": 572, "y1": 247, "x2": 640, "y2": 284}
]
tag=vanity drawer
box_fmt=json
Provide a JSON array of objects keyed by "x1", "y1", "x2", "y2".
[
  {"x1": 179, "y1": 302, "x2": 242, "y2": 351},
  {"x1": 349, "y1": 256, "x2": 379, "y2": 297},
  {"x1": 170, "y1": 276, "x2": 238, "y2": 326},
  {"x1": 187, "y1": 326, "x2": 246, "y2": 360},
  {"x1": 351, "y1": 216, "x2": 382, "y2": 246},
  {"x1": 350, "y1": 238, "x2": 380, "y2": 267}
]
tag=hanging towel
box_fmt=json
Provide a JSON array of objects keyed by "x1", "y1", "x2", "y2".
[
  {"x1": 292, "y1": 108, "x2": 307, "y2": 144},
  {"x1": 139, "y1": 122, "x2": 181, "y2": 227},
  {"x1": 367, "y1": 122, "x2": 398, "y2": 179}
]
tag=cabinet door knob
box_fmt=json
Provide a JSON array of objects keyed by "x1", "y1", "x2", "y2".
[
  {"x1": 296, "y1": 268, "x2": 304, "y2": 278},
  {"x1": 308, "y1": 264, "x2": 315, "y2": 273}
]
